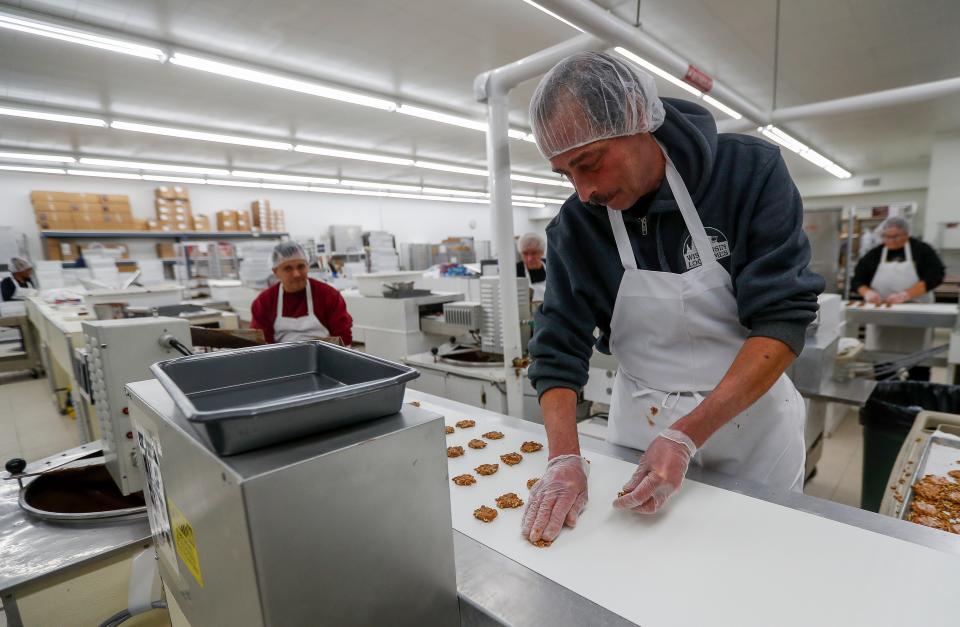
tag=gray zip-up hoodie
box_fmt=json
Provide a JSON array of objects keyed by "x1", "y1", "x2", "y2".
[{"x1": 528, "y1": 97, "x2": 824, "y2": 398}]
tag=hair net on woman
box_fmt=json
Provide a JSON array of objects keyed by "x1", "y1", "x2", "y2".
[
  {"x1": 8, "y1": 256, "x2": 32, "y2": 273},
  {"x1": 880, "y1": 216, "x2": 911, "y2": 234},
  {"x1": 517, "y1": 233, "x2": 546, "y2": 253},
  {"x1": 529, "y1": 51, "x2": 666, "y2": 160},
  {"x1": 271, "y1": 242, "x2": 307, "y2": 268}
]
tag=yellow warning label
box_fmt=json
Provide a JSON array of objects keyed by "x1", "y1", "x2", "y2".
[{"x1": 168, "y1": 497, "x2": 204, "y2": 587}]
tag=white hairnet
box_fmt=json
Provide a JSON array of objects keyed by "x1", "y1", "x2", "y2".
[
  {"x1": 271, "y1": 242, "x2": 307, "y2": 268},
  {"x1": 517, "y1": 233, "x2": 545, "y2": 254},
  {"x1": 529, "y1": 51, "x2": 665, "y2": 160},
  {"x1": 880, "y1": 216, "x2": 910, "y2": 234},
  {"x1": 9, "y1": 256, "x2": 32, "y2": 273}
]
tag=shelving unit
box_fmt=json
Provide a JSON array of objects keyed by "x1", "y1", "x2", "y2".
[{"x1": 39, "y1": 230, "x2": 289, "y2": 240}]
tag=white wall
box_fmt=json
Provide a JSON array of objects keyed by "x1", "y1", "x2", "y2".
[
  {"x1": 926, "y1": 133, "x2": 960, "y2": 240},
  {"x1": 0, "y1": 171, "x2": 535, "y2": 262}
]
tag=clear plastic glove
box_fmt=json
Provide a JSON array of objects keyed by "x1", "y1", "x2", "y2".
[
  {"x1": 885, "y1": 291, "x2": 910, "y2": 304},
  {"x1": 521, "y1": 454, "x2": 589, "y2": 543},
  {"x1": 613, "y1": 429, "x2": 697, "y2": 514},
  {"x1": 863, "y1": 289, "x2": 883, "y2": 305}
]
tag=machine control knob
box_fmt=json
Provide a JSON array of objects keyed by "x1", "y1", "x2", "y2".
[{"x1": 5, "y1": 458, "x2": 27, "y2": 475}]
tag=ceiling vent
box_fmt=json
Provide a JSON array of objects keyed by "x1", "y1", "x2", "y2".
[{"x1": 862, "y1": 177, "x2": 881, "y2": 187}]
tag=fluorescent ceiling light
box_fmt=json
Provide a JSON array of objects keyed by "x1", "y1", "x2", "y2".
[
  {"x1": 701, "y1": 95, "x2": 742, "y2": 120},
  {"x1": 513, "y1": 201, "x2": 547, "y2": 208},
  {"x1": 0, "y1": 164, "x2": 66, "y2": 174},
  {"x1": 340, "y1": 179, "x2": 422, "y2": 192},
  {"x1": 0, "y1": 12, "x2": 166, "y2": 61},
  {"x1": 112, "y1": 121, "x2": 292, "y2": 151},
  {"x1": 261, "y1": 183, "x2": 312, "y2": 192},
  {"x1": 67, "y1": 169, "x2": 142, "y2": 180},
  {"x1": 78, "y1": 157, "x2": 230, "y2": 175},
  {"x1": 520, "y1": 0, "x2": 584, "y2": 32},
  {"x1": 421, "y1": 187, "x2": 487, "y2": 197},
  {"x1": 757, "y1": 125, "x2": 852, "y2": 179},
  {"x1": 169, "y1": 53, "x2": 396, "y2": 111},
  {"x1": 396, "y1": 105, "x2": 486, "y2": 132},
  {"x1": 141, "y1": 175, "x2": 207, "y2": 184},
  {"x1": 0, "y1": 106, "x2": 106, "y2": 127},
  {"x1": 0, "y1": 151, "x2": 74, "y2": 163},
  {"x1": 512, "y1": 194, "x2": 567, "y2": 203},
  {"x1": 205, "y1": 179, "x2": 264, "y2": 188},
  {"x1": 231, "y1": 170, "x2": 339, "y2": 185},
  {"x1": 414, "y1": 161, "x2": 488, "y2": 177},
  {"x1": 510, "y1": 173, "x2": 572, "y2": 188},
  {"x1": 295, "y1": 144, "x2": 414, "y2": 166}
]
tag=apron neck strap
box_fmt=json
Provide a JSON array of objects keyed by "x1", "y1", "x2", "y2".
[
  {"x1": 654, "y1": 139, "x2": 716, "y2": 265},
  {"x1": 881, "y1": 240, "x2": 912, "y2": 264},
  {"x1": 606, "y1": 140, "x2": 716, "y2": 272},
  {"x1": 275, "y1": 279, "x2": 314, "y2": 322}
]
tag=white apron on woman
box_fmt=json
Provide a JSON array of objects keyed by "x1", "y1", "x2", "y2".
[
  {"x1": 524, "y1": 264, "x2": 547, "y2": 302},
  {"x1": 605, "y1": 141, "x2": 807, "y2": 492},
  {"x1": 864, "y1": 241, "x2": 933, "y2": 354},
  {"x1": 2, "y1": 274, "x2": 37, "y2": 300},
  {"x1": 274, "y1": 280, "x2": 329, "y2": 343}
]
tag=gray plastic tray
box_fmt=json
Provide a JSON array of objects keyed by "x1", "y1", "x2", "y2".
[{"x1": 150, "y1": 341, "x2": 419, "y2": 455}]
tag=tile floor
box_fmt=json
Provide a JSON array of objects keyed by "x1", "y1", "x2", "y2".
[
  {"x1": 0, "y1": 371, "x2": 83, "y2": 465},
  {"x1": 804, "y1": 407, "x2": 864, "y2": 507}
]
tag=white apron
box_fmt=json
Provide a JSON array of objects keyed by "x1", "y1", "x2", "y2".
[
  {"x1": 605, "y1": 141, "x2": 807, "y2": 492},
  {"x1": 274, "y1": 280, "x2": 329, "y2": 343},
  {"x1": 865, "y1": 242, "x2": 933, "y2": 354},
  {"x1": 524, "y1": 264, "x2": 547, "y2": 302},
  {"x1": 3, "y1": 274, "x2": 37, "y2": 300}
]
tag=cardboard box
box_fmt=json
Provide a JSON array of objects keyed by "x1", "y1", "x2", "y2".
[
  {"x1": 216, "y1": 210, "x2": 239, "y2": 231},
  {"x1": 155, "y1": 186, "x2": 189, "y2": 200},
  {"x1": 36, "y1": 211, "x2": 75, "y2": 230},
  {"x1": 101, "y1": 213, "x2": 133, "y2": 230},
  {"x1": 192, "y1": 215, "x2": 211, "y2": 231},
  {"x1": 251, "y1": 199, "x2": 270, "y2": 211},
  {"x1": 44, "y1": 239, "x2": 79, "y2": 261},
  {"x1": 32, "y1": 191, "x2": 80, "y2": 203},
  {"x1": 156, "y1": 243, "x2": 177, "y2": 259},
  {"x1": 104, "y1": 202, "x2": 133, "y2": 215}
]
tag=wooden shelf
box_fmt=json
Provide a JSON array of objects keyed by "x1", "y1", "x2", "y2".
[{"x1": 40, "y1": 230, "x2": 288, "y2": 239}]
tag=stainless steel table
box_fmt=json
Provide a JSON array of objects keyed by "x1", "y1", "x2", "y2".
[{"x1": 0, "y1": 443, "x2": 151, "y2": 626}]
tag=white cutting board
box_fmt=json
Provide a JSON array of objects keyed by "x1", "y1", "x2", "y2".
[{"x1": 422, "y1": 399, "x2": 960, "y2": 627}]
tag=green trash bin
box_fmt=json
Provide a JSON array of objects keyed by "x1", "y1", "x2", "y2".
[{"x1": 859, "y1": 381, "x2": 960, "y2": 512}]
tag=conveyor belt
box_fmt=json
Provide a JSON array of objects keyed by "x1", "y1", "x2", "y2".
[{"x1": 410, "y1": 391, "x2": 960, "y2": 627}]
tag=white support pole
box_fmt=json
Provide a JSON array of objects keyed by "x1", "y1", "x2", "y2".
[
  {"x1": 484, "y1": 90, "x2": 525, "y2": 417},
  {"x1": 474, "y1": 33, "x2": 606, "y2": 418}
]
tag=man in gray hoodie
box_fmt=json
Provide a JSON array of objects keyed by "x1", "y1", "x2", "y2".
[{"x1": 521, "y1": 52, "x2": 824, "y2": 545}]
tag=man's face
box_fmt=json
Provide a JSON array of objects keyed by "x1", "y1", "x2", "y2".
[
  {"x1": 521, "y1": 248, "x2": 544, "y2": 270},
  {"x1": 548, "y1": 133, "x2": 662, "y2": 211},
  {"x1": 882, "y1": 227, "x2": 908, "y2": 251},
  {"x1": 273, "y1": 258, "x2": 308, "y2": 292}
]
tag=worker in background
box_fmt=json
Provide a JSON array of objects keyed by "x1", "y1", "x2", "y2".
[
  {"x1": 250, "y1": 242, "x2": 353, "y2": 345},
  {"x1": 522, "y1": 52, "x2": 824, "y2": 544},
  {"x1": 852, "y1": 215, "x2": 945, "y2": 379},
  {"x1": 516, "y1": 232, "x2": 547, "y2": 303},
  {"x1": 2, "y1": 257, "x2": 37, "y2": 301}
]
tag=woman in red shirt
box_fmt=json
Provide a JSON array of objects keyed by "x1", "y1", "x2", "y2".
[{"x1": 250, "y1": 242, "x2": 353, "y2": 344}]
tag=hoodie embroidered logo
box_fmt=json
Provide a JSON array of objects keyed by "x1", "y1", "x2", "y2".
[
  {"x1": 682, "y1": 227, "x2": 730, "y2": 269},
  {"x1": 640, "y1": 217, "x2": 648, "y2": 236}
]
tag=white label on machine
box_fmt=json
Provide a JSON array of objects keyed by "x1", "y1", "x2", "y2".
[{"x1": 135, "y1": 425, "x2": 179, "y2": 577}]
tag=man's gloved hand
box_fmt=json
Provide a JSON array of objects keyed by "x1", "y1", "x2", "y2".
[
  {"x1": 863, "y1": 289, "x2": 883, "y2": 305},
  {"x1": 885, "y1": 291, "x2": 910, "y2": 304},
  {"x1": 613, "y1": 429, "x2": 697, "y2": 514},
  {"x1": 521, "y1": 454, "x2": 589, "y2": 543}
]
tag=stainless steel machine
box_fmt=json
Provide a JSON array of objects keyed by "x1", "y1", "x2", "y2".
[
  {"x1": 126, "y1": 379, "x2": 459, "y2": 627},
  {"x1": 76, "y1": 317, "x2": 193, "y2": 495}
]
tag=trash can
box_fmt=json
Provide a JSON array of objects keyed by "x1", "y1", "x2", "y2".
[{"x1": 859, "y1": 381, "x2": 960, "y2": 512}]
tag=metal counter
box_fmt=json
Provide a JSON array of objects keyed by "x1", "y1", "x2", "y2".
[
  {"x1": 409, "y1": 392, "x2": 960, "y2": 626},
  {"x1": 0, "y1": 443, "x2": 151, "y2": 623},
  {"x1": 844, "y1": 303, "x2": 957, "y2": 329}
]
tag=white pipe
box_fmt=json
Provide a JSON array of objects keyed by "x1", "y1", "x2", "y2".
[
  {"x1": 772, "y1": 75, "x2": 960, "y2": 122},
  {"x1": 475, "y1": 34, "x2": 604, "y2": 417},
  {"x1": 534, "y1": 0, "x2": 768, "y2": 123}
]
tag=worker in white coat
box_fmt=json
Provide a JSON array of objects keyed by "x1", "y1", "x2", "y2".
[
  {"x1": 853, "y1": 216, "x2": 945, "y2": 377},
  {"x1": 1, "y1": 257, "x2": 37, "y2": 301},
  {"x1": 516, "y1": 232, "x2": 547, "y2": 303},
  {"x1": 522, "y1": 52, "x2": 824, "y2": 544}
]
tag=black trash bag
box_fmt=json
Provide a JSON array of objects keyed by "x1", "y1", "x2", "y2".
[{"x1": 860, "y1": 381, "x2": 960, "y2": 432}]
